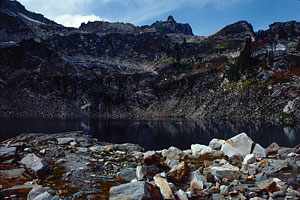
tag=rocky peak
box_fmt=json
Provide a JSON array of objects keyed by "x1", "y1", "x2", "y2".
[
  {"x1": 213, "y1": 20, "x2": 254, "y2": 40},
  {"x1": 142, "y1": 16, "x2": 193, "y2": 35},
  {"x1": 167, "y1": 15, "x2": 176, "y2": 23}
]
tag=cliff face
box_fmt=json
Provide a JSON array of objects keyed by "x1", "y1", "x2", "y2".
[{"x1": 0, "y1": 0, "x2": 299, "y2": 124}]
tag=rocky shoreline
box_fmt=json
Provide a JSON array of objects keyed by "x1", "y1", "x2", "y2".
[{"x1": 1, "y1": 131, "x2": 300, "y2": 199}]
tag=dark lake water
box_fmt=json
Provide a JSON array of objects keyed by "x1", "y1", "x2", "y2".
[{"x1": 0, "y1": 118, "x2": 300, "y2": 150}]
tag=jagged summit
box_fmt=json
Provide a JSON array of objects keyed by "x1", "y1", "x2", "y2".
[
  {"x1": 141, "y1": 15, "x2": 193, "y2": 35},
  {"x1": 167, "y1": 15, "x2": 176, "y2": 23}
]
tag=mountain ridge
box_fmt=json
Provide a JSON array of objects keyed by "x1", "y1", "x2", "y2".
[{"x1": 0, "y1": 0, "x2": 299, "y2": 125}]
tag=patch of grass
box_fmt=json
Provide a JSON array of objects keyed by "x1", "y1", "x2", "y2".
[
  {"x1": 52, "y1": 164, "x2": 66, "y2": 179},
  {"x1": 217, "y1": 40, "x2": 240, "y2": 49},
  {"x1": 280, "y1": 112, "x2": 295, "y2": 126},
  {"x1": 161, "y1": 57, "x2": 175, "y2": 65}
]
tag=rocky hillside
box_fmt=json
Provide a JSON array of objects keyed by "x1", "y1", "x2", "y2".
[{"x1": 0, "y1": 0, "x2": 299, "y2": 125}]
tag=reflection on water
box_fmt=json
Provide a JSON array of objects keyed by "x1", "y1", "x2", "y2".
[{"x1": 0, "y1": 118, "x2": 300, "y2": 150}]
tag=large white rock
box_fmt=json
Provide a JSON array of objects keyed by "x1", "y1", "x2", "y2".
[
  {"x1": 191, "y1": 144, "x2": 213, "y2": 156},
  {"x1": 252, "y1": 143, "x2": 268, "y2": 158},
  {"x1": 211, "y1": 164, "x2": 241, "y2": 180},
  {"x1": 209, "y1": 139, "x2": 226, "y2": 150},
  {"x1": 162, "y1": 146, "x2": 186, "y2": 160},
  {"x1": 243, "y1": 154, "x2": 257, "y2": 164},
  {"x1": 221, "y1": 133, "x2": 253, "y2": 158},
  {"x1": 221, "y1": 133, "x2": 268, "y2": 158}
]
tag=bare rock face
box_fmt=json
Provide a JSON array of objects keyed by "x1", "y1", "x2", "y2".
[{"x1": 109, "y1": 181, "x2": 162, "y2": 200}]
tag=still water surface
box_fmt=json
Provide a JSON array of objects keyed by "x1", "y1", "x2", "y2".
[{"x1": 0, "y1": 118, "x2": 300, "y2": 150}]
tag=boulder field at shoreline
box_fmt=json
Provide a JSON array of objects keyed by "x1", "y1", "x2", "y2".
[{"x1": 1, "y1": 131, "x2": 300, "y2": 199}]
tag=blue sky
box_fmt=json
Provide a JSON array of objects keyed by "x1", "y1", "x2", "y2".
[{"x1": 18, "y1": 0, "x2": 300, "y2": 36}]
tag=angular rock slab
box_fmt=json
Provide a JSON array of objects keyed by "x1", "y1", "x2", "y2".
[
  {"x1": 209, "y1": 139, "x2": 226, "y2": 150},
  {"x1": 221, "y1": 133, "x2": 253, "y2": 158},
  {"x1": 136, "y1": 166, "x2": 147, "y2": 181},
  {"x1": 191, "y1": 144, "x2": 213, "y2": 156},
  {"x1": 154, "y1": 174, "x2": 175, "y2": 200},
  {"x1": 252, "y1": 143, "x2": 268, "y2": 158},
  {"x1": 109, "y1": 181, "x2": 162, "y2": 200},
  {"x1": 243, "y1": 154, "x2": 257, "y2": 165},
  {"x1": 27, "y1": 185, "x2": 61, "y2": 200},
  {"x1": 187, "y1": 170, "x2": 207, "y2": 183},
  {"x1": 0, "y1": 146, "x2": 16, "y2": 162},
  {"x1": 57, "y1": 137, "x2": 76, "y2": 145},
  {"x1": 0, "y1": 168, "x2": 25, "y2": 178},
  {"x1": 221, "y1": 132, "x2": 268, "y2": 158},
  {"x1": 211, "y1": 164, "x2": 241, "y2": 180},
  {"x1": 116, "y1": 168, "x2": 137, "y2": 182},
  {"x1": 162, "y1": 146, "x2": 186, "y2": 160},
  {"x1": 21, "y1": 154, "x2": 50, "y2": 178}
]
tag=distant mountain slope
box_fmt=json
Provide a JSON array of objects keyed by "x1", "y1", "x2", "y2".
[{"x1": 0, "y1": 0, "x2": 299, "y2": 125}]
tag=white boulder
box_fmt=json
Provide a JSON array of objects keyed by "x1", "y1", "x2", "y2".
[{"x1": 191, "y1": 144, "x2": 213, "y2": 156}]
